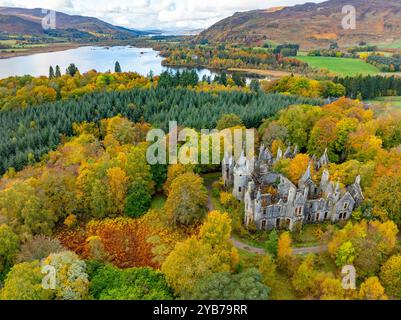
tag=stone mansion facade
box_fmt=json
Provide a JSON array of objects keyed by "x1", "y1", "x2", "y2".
[{"x1": 222, "y1": 145, "x2": 364, "y2": 231}]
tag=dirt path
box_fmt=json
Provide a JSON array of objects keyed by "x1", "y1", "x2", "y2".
[
  {"x1": 232, "y1": 237, "x2": 327, "y2": 256},
  {"x1": 206, "y1": 185, "x2": 215, "y2": 212}
]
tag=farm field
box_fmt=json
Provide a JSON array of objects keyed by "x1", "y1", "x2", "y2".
[
  {"x1": 294, "y1": 56, "x2": 380, "y2": 76},
  {"x1": 366, "y1": 96, "x2": 401, "y2": 116}
]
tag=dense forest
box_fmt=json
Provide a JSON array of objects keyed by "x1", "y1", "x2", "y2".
[
  {"x1": 157, "y1": 43, "x2": 311, "y2": 73},
  {"x1": 0, "y1": 84, "x2": 320, "y2": 174},
  {"x1": 367, "y1": 55, "x2": 401, "y2": 72},
  {"x1": 334, "y1": 75, "x2": 401, "y2": 99},
  {"x1": 0, "y1": 95, "x2": 401, "y2": 299}
]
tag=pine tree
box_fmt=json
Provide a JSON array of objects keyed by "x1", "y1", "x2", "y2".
[
  {"x1": 219, "y1": 72, "x2": 228, "y2": 86},
  {"x1": 55, "y1": 65, "x2": 62, "y2": 78},
  {"x1": 66, "y1": 64, "x2": 79, "y2": 77},
  {"x1": 115, "y1": 61, "x2": 122, "y2": 73},
  {"x1": 49, "y1": 66, "x2": 55, "y2": 79}
]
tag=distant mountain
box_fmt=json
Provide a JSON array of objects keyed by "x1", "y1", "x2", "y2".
[
  {"x1": 0, "y1": 6, "x2": 144, "y2": 38},
  {"x1": 197, "y1": 0, "x2": 401, "y2": 48}
]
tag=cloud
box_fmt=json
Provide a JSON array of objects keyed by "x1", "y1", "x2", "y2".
[{"x1": 0, "y1": 0, "x2": 325, "y2": 30}]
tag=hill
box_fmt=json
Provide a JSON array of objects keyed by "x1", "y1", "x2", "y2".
[
  {"x1": 197, "y1": 0, "x2": 401, "y2": 49},
  {"x1": 0, "y1": 6, "x2": 146, "y2": 39}
]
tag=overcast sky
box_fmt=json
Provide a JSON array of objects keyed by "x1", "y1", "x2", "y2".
[{"x1": 0, "y1": 0, "x2": 326, "y2": 31}]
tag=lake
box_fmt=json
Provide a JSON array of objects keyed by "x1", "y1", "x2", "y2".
[{"x1": 0, "y1": 46, "x2": 218, "y2": 79}]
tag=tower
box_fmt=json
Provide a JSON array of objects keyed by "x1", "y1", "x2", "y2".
[{"x1": 233, "y1": 151, "x2": 250, "y2": 200}]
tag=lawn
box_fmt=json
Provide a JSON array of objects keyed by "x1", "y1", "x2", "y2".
[
  {"x1": 294, "y1": 56, "x2": 380, "y2": 76},
  {"x1": 150, "y1": 194, "x2": 166, "y2": 210},
  {"x1": 378, "y1": 40, "x2": 401, "y2": 49}
]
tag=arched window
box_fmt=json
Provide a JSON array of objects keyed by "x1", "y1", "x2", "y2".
[{"x1": 261, "y1": 220, "x2": 267, "y2": 230}]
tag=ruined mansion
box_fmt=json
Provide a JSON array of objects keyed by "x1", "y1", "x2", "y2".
[{"x1": 222, "y1": 146, "x2": 364, "y2": 231}]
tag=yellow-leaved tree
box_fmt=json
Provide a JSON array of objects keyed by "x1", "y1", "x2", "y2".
[
  {"x1": 162, "y1": 210, "x2": 236, "y2": 296},
  {"x1": 359, "y1": 277, "x2": 388, "y2": 300},
  {"x1": 106, "y1": 167, "x2": 130, "y2": 215}
]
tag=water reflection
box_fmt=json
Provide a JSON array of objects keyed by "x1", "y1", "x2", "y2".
[{"x1": 0, "y1": 46, "x2": 218, "y2": 79}]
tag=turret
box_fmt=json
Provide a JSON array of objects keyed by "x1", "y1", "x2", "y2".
[
  {"x1": 288, "y1": 185, "x2": 296, "y2": 203},
  {"x1": 320, "y1": 169, "x2": 330, "y2": 188},
  {"x1": 284, "y1": 146, "x2": 292, "y2": 159},
  {"x1": 233, "y1": 151, "x2": 250, "y2": 200},
  {"x1": 293, "y1": 145, "x2": 299, "y2": 156},
  {"x1": 276, "y1": 147, "x2": 283, "y2": 161}
]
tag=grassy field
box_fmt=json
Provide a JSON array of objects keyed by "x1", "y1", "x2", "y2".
[
  {"x1": 366, "y1": 96, "x2": 401, "y2": 115},
  {"x1": 367, "y1": 96, "x2": 401, "y2": 107},
  {"x1": 294, "y1": 56, "x2": 380, "y2": 76},
  {"x1": 378, "y1": 40, "x2": 401, "y2": 49}
]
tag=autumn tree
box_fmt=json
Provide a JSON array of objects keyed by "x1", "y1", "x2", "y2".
[
  {"x1": 380, "y1": 255, "x2": 401, "y2": 298},
  {"x1": 260, "y1": 120, "x2": 289, "y2": 147},
  {"x1": 199, "y1": 211, "x2": 237, "y2": 270},
  {"x1": 292, "y1": 254, "x2": 319, "y2": 297},
  {"x1": 328, "y1": 220, "x2": 398, "y2": 277},
  {"x1": 259, "y1": 254, "x2": 277, "y2": 288},
  {"x1": 164, "y1": 172, "x2": 208, "y2": 228},
  {"x1": 86, "y1": 236, "x2": 108, "y2": 262},
  {"x1": 308, "y1": 117, "x2": 338, "y2": 161},
  {"x1": 16, "y1": 235, "x2": 64, "y2": 263},
  {"x1": 161, "y1": 236, "x2": 228, "y2": 296},
  {"x1": 0, "y1": 261, "x2": 53, "y2": 300},
  {"x1": 0, "y1": 179, "x2": 56, "y2": 238},
  {"x1": 347, "y1": 126, "x2": 382, "y2": 162},
  {"x1": 278, "y1": 105, "x2": 323, "y2": 150},
  {"x1": 365, "y1": 173, "x2": 401, "y2": 226},
  {"x1": 275, "y1": 153, "x2": 311, "y2": 183},
  {"x1": 359, "y1": 277, "x2": 388, "y2": 300},
  {"x1": 44, "y1": 251, "x2": 89, "y2": 300},
  {"x1": 106, "y1": 167, "x2": 130, "y2": 215},
  {"x1": 0, "y1": 224, "x2": 20, "y2": 280},
  {"x1": 277, "y1": 232, "x2": 292, "y2": 259},
  {"x1": 277, "y1": 231, "x2": 292, "y2": 268},
  {"x1": 335, "y1": 241, "x2": 356, "y2": 267},
  {"x1": 163, "y1": 163, "x2": 195, "y2": 195},
  {"x1": 86, "y1": 217, "x2": 155, "y2": 268},
  {"x1": 216, "y1": 114, "x2": 243, "y2": 131},
  {"x1": 292, "y1": 254, "x2": 341, "y2": 299},
  {"x1": 320, "y1": 278, "x2": 346, "y2": 300}
]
